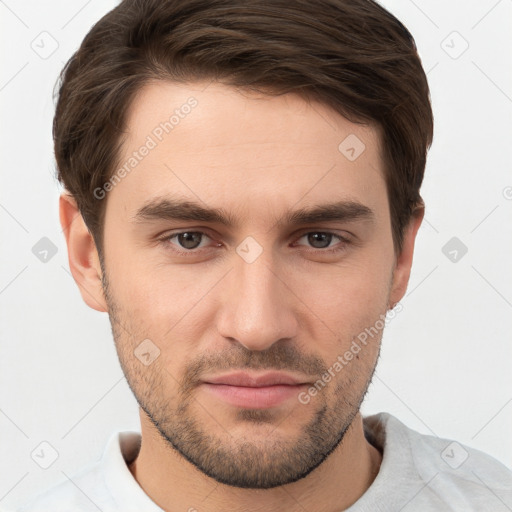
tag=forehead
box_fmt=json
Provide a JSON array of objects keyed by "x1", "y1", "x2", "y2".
[{"x1": 109, "y1": 79, "x2": 387, "y2": 223}]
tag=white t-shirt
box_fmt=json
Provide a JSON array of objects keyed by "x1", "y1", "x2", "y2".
[{"x1": 17, "y1": 412, "x2": 512, "y2": 511}]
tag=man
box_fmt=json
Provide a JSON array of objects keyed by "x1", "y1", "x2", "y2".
[{"x1": 18, "y1": 0, "x2": 512, "y2": 510}]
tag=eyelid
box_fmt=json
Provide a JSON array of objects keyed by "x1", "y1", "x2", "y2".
[
  {"x1": 292, "y1": 231, "x2": 352, "y2": 251},
  {"x1": 161, "y1": 230, "x2": 218, "y2": 252},
  {"x1": 293, "y1": 228, "x2": 353, "y2": 242}
]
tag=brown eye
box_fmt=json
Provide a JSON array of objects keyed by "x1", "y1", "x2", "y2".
[
  {"x1": 305, "y1": 232, "x2": 334, "y2": 249},
  {"x1": 175, "y1": 232, "x2": 204, "y2": 249},
  {"x1": 161, "y1": 231, "x2": 214, "y2": 253},
  {"x1": 295, "y1": 232, "x2": 349, "y2": 251}
]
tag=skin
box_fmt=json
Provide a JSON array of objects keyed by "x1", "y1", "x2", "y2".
[{"x1": 61, "y1": 80, "x2": 424, "y2": 512}]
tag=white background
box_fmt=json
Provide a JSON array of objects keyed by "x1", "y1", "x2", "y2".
[{"x1": 1, "y1": 0, "x2": 511, "y2": 509}]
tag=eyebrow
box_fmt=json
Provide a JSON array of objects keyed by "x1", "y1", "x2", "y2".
[{"x1": 132, "y1": 196, "x2": 375, "y2": 228}]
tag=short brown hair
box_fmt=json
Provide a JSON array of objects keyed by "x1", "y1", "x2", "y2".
[{"x1": 54, "y1": 0, "x2": 433, "y2": 258}]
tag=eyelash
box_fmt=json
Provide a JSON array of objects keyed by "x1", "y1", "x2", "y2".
[{"x1": 157, "y1": 230, "x2": 352, "y2": 256}]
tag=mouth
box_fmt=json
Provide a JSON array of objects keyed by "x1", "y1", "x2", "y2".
[{"x1": 200, "y1": 371, "x2": 311, "y2": 409}]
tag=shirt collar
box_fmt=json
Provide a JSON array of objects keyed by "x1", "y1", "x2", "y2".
[{"x1": 102, "y1": 430, "x2": 164, "y2": 511}]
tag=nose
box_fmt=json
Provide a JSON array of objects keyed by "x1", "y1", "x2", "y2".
[{"x1": 216, "y1": 248, "x2": 299, "y2": 351}]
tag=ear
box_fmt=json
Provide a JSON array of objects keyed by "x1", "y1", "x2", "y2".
[
  {"x1": 59, "y1": 192, "x2": 108, "y2": 312},
  {"x1": 388, "y1": 203, "x2": 425, "y2": 308}
]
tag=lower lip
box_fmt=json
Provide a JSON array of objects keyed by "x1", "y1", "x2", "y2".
[{"x1": 201, "y1": 383, "x2": 308, "y2": 409}]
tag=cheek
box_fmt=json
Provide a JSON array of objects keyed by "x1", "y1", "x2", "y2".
[
  {"x1": 302, "y1": 257, "x2": 391, "y2": 315},
  {"x1": 106, "y1": 261, "x2": 219, "y2": 364},
  {"x1": 295, "y1": 263, "x2": 391, "y2": 367}
]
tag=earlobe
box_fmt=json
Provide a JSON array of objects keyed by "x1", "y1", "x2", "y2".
[
  {"x1": 388, "y1": 205, "x2": 425, "y2": 309},
  {"x1": 59, "y1": 192, "x2": 108, "y2": 312}
]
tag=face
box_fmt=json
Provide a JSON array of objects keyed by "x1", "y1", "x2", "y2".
[{"x1": 99, "y1": 80, "x2": 398, "y2": 489}]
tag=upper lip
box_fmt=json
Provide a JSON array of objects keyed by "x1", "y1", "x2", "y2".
[{"x1": 202, "y1": 371, "x2": 309, "y2": 387}]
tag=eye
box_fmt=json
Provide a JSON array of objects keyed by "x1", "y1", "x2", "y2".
[
  {"x1": 294, "y1": 232, "x2": 350, "y2": 253},
  {"x1": 158, "y1": 230, "x2": 351, "y2": 256},
  {"x1": 162, "y1": 231, "x2": 215, "y2": 252}
]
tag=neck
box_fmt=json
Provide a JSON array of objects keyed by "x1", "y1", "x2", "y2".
[{"x1": 129, "y1": 410, "x2": 382, "y2": 512}]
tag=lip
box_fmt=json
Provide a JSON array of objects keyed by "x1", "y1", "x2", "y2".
[
  {"x1": 202, "y1": 371, "x2": 309, "y2": 387},
  {"x1": 200, "y1": 372, "x2": 310, "y2": 409}
]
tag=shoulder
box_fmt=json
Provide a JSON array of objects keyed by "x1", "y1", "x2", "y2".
[
  {"x1": 15, "y1": 430, "x2": 136, "y2": 512},
  {"x1": 363, "y1": 412, "x2": 512, "y2": 511},
  {"x1": 16, "y1": 461, "x2": 111, "y2": 512},
  {"x1": 16, "y1": 431, "x2": 150, "y2": 512}
]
